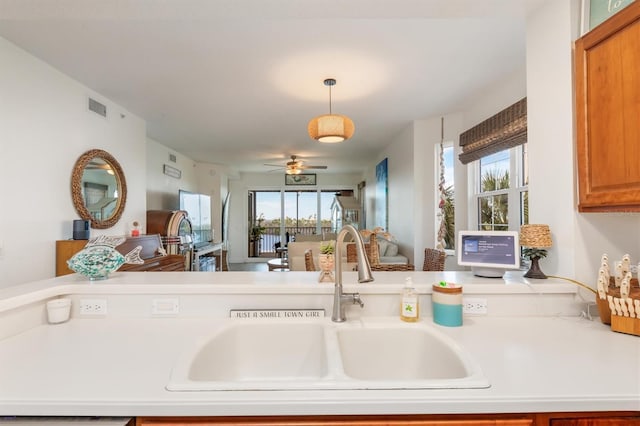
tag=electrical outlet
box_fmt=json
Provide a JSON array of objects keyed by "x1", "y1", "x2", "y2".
[
  {"x1": 152, "y1": 298, "x2": 179, "y2": 315},
  {"x1": 463, "y1": 297, "x2": 488, "y2": 315},
  {"x1": 630, "y1": 264, "x2": 639, "y2": 274},
  {"x1": 79, "y1": 299, "x2": 107, "y2": 315}
]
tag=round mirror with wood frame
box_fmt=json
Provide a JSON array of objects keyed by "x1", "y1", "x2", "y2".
[{"x1": 71, "y1": 149, "x2": 127, "y2": 229}]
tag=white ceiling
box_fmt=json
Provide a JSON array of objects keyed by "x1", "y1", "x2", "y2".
[{"x1": 0, "y1": 0, "x2": 546, "y2": 174}]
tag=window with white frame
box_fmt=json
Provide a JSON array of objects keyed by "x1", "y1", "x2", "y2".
[{"x1": 473, "y1": 143, "x2": 528, "y2": 231}]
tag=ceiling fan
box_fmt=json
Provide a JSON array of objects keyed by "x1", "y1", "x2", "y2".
[{"x1": 264, "y1": 155, "x2": 328, "y2": 175}]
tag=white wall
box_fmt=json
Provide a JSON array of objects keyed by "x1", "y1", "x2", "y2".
[
  {"x1": 146, "y1": 138, "x2": 198, "y2": 212},
  {"x1": 146, "y1": 142, "x2": 230, "y2": 243},
  {"x1": 414, "y1": 113, "x2": 464, "y2": 270},
  {"x1": 366, "y1": 127, "x2": 415, "y2": 263},
  {"x1": 526, "y1": 1, "x2": 578, "y2": 279},
  {"x1": 3, "y1": 0, "x2": 638, "y2": 287},
  {"x1": 227, "y1": 172, "x2": 363, "y2": 263},
  {"x1": 365, "y1": 64, "x2": 528, "y2": 270},
  {"x1": 527, "y1": 0, "x2": 640, "y2": 284},
  {"x1": 195, "y1": 163, "x2": 230, "y2": 243},
  {"x1": 0, "y1": 36, "x2": 147, "y2": 288}
]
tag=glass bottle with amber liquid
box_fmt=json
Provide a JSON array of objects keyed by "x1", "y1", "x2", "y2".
[{"x1": 400, "y1": 277, "x2": 419, "y2": 322}]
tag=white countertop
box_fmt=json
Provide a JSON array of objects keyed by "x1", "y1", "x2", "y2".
[{"x1": 0, "y1": 271, "x2": 638, "y2": 417}]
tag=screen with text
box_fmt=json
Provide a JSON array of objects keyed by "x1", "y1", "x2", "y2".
[{"x1": 461, "y1": 235, "x2": 516, "y2": 265}]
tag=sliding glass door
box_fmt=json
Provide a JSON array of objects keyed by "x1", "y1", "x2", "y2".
[{"x1": 248, "y1": 189, "x2": 351, "y2": 257}]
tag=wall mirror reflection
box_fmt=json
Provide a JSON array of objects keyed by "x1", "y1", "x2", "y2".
[{"x1": 71, "y1": 149, "x2": 127, "y2": 229}]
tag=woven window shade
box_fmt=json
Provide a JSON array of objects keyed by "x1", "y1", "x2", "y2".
[{"x1": 458, "y1": 97, "x2": 527, "y2": 164}]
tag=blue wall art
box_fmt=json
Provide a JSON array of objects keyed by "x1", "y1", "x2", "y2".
[{"x1": 375, "y1": 158, "x2": 388, "y2": 230}]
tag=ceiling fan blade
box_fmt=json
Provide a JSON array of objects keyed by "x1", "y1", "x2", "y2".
[{"x1": 264, "y1": 155, "x2": 326, "y2": 172}]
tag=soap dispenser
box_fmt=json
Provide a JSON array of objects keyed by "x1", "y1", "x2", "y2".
[{"x1": 400, "y1": 276, "x2": 419, "y2": 322}]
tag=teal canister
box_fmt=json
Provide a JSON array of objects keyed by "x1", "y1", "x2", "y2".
[{"x1": 431, "y1": 282, "x2": 463, "y2": 327}]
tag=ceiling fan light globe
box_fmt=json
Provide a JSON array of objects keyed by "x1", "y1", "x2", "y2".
[
  {"x1": 285, "y1": 163, "x2": 302, "y2": 174},
  {"x1": 308, "y1": 114, "x2": 354, "y2": 143}
]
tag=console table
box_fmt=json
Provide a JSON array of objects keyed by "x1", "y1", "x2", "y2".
[
  {"x1": 55, "y1": 240, "x2": 88, "y2": 276},
  {"x1": 192, "y1": 242, "x2": 228, "y2": 271},
  {"x1": 55, "y1": 234, "x2": 187, "y2": 276}
]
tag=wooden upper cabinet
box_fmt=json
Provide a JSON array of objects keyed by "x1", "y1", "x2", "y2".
[{"x1": 575, "y1": 2, "x2": 640, "y2": 212}]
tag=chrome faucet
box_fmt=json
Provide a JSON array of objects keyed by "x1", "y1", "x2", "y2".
[{"x1": 332, "y1": 225, "x2": 374, "y2": 322}]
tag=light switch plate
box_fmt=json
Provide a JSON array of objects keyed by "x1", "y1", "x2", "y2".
[{"x1": 152, "y1": 298, "x2": 180, "y2": 315}]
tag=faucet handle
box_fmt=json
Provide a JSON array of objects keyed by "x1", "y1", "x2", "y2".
[{"x1": 351, "y1": 293, "x2": 364, "y2": 308}]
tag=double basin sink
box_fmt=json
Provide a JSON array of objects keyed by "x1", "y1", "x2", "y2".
[{"x1": 166, "y1": 318, "x2": 489, "y2": 391}]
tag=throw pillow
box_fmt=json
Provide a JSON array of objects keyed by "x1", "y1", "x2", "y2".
[
  {"x1": 385, "y1": 241, "x2": 398, "y2": 256},
  {"x1": 376, "y1": 238, "x2": 389, "y2": 257}
]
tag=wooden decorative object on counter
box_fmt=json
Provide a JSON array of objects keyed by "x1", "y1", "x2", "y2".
[
  {"x1": 612, "y1": 315, "x2": 640, "y2": 337},
  {"x1": 595, "y1": 254, "x2": 640, "y2": 337},
  {"x1": 596, "y1": 278, "x2": 639, "y2": 322}
]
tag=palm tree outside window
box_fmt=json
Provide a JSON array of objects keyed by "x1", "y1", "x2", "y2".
[
  {"x1": 474, "y1": 144, "x2": 528, "y2": 231},
  {"x1": 437, "y1": 144, "x2": 456, "y2": 250}
]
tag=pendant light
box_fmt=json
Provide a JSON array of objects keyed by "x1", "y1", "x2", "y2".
[{"x1": 308, "y1": 78, "x2": 355, "y2": 143}]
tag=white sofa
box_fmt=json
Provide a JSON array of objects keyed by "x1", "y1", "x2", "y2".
[
  {"x1": 287, "y1": 237, "x2": 408, "y2": 271},
  {"x1": 374, "y1": 237, "x2": 409, "y2": 265}
]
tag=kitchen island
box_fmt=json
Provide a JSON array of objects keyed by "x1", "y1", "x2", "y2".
[{"x1": 0, "y1": 271, "x2": 638, "y2": 424}]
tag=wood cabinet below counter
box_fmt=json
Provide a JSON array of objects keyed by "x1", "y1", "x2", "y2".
[{"x1": 136, "y1": 412, "x2": 640, "y2": 426}]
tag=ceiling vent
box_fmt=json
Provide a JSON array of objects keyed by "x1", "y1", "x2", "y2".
[{"x1": 88, "y1": 97, "x2": 107, "y2": 117}]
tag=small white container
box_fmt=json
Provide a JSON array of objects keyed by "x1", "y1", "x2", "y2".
[{"x1": 46, "y1": 298, "x2": 71, "y2": 324}]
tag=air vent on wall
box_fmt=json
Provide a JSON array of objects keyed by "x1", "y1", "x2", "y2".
[
  {"x1": 169, "y1": 154, "x2": 177, "y2": 163},
  {"x1": 88, "y1": 97, "x2": 107, "y2": 117}
]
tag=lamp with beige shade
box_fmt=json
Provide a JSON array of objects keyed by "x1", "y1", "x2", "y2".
[{"x1": 519, "y1": 224, "x2": 553, "y2": 279}]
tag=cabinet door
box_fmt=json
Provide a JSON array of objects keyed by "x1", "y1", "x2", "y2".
[
  {"x1": 575, "y1": 2, "x2": 640, "y2": 212},
  {"x1": 551, "y1": 417, "x2": 640, "y2": 426},
  {"x1": 136, "y1": 417, "x2": 533, "y2": 426},
  {"x1": 55, "y1": 240, "x2": 88, "y2": 276}
]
